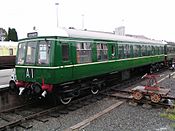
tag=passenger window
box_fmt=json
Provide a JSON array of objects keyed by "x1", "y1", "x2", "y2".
[
  {"x1": 141, "y1": 45, "x2": 146, "y2": 56},
  {"x1": 147, "y1": 46, "x2": 151, "y2": 56},
  {"x1": 118, "y1": 44, "x2": 123, "y2": 59},
  {"x1": 152, "y1": 46, "x2": 155, "y2": 55},
  {"x1": 62, "y1": 44, "x2": 69, "y2": 61},
  {"x1": 157, "y1": 47, "x2": 160, "y2": 55},
  {"x1": 97, "y1": 43, "x2": 108, "y2": 61},
  {"x1": 161, "y1": 47, "x2": 164, "y2": 54},
  {"x1": 133, "y1": 45, "x2": 139, "y2": 57},
  {"x1": 9, "y1": 48, "x2": 13, "y2": 55},
  {"x1": 77, "y1": 42, "x2": 92, "y2": 63},
  {"x1": 124, "y1": 44, "x2": 130, "y2": 58},
  {"x1": 111, "y1": 45, "x2": 115, "y2": 58}
]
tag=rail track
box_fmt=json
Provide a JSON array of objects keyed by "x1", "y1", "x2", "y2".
[
  {"x1": 0, "y1": 76, "x2": 141, "y2": 130},
  {"x1": 102, "y1": 89, "x2": 175, "y2": 107},
  {"x1": 0, "y1": 90, "x2": 105, "y2": 130},
  {"x1": 65, "y1": 70, "x2": 175, "y2": 131},
  {"x1": 0, "y1": 69, "x2": 173, "y2": 130},
  {"x1": 102, "y1": 71, "x2": 175, "y2": 109}
]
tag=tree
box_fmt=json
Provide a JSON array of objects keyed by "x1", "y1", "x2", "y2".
[
  {"x1": 6, "y1": 28, "x2": 18, "y2": 41},
  {"x1": 0, "y1": 28, "x2": 7, "y2": 41},
  {"x1": 6, "y1": 28, "x2": 11, "y2": 41},
  {"x1": 11, "y1": 28, "x2": 18, "y2": 41}
]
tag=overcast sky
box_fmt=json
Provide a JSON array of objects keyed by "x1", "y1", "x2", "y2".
[{"x1": 0, "y1": 0, "x2": 175, "y2": 41}]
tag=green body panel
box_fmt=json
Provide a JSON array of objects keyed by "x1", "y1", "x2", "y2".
[
  {"x1": 16, "y1": 67, "x2": 56, "y2": 84},
  {"x1": 71, "y1": 55, "x2": 164, "y2": 81},
  {"x1": 16, "y1": 55, "x2": 164, "y2": 84}
]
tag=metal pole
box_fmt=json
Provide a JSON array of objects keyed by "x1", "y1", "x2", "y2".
[
  {"x1": 81, "y1": 14, "x2": 84, "y2": 30},
  {"x1": 55, "y1": 3, "x2": 59, "y2": 28}
]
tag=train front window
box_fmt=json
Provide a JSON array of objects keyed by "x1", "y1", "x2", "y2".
[
  {"x1": 38, "y1": 41, "x2": 51, "y2": 65},
  {"x1": 26, "y1": 41, "x2": 37, "y2": 64},
  {"x1": 17, "y1": 43, "x2": 26, "y2": 64}
]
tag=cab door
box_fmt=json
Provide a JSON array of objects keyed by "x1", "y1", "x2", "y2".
[{"x1": 60, "y1": 42, "x2": 73, "y2": 82}]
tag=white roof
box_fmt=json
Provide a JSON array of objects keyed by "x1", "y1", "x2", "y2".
[
  {"x1": 36, "y1": 28, "x2": 167, "y2": 45},
  {"x1": 37, "y1": 28, "x2": 68, "y2": 37},
  {"x1": 0, "y1": 41, "x2": 18, "y2": 47}
]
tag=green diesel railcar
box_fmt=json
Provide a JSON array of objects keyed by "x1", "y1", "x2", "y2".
[{"x1": 11, "y1": 28, "x2": 167, "y2": 104}]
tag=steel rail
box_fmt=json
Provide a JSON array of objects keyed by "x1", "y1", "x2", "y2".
[{"x1": 0, "y1": 68, "x2": 172, "y2": 130}]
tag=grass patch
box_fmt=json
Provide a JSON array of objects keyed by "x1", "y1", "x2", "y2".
[{"x1": 161, "y1": 108, "x2": 175, "y2": 120}]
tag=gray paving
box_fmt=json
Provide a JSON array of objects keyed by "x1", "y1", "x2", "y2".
[{"x1": 0, "y1": 69, "x2": 13, "y2": 86}]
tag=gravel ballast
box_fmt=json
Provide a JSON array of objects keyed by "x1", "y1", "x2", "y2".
[
  {"x1": 82, "y1": 71, "x2": 175, "y2": 131},
  {"x1": 13, "y1": 70, "x2": 175, "y2": 131}
]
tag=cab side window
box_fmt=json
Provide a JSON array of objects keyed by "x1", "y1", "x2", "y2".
[{"x1": 62, "y1": 44, "x2": 69, "y2": 61}]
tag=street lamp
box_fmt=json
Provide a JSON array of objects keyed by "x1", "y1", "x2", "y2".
[
  {"x1": 81, "y1": 14, "x2": 84, "y2": 30},
  {"x1": 55, "y1": 2, "x2": 59, "y2": 28}
]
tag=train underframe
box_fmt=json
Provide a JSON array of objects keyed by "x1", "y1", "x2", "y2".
[{"x1": 9, "y1": 61, "x2": 166, "y2": 105}]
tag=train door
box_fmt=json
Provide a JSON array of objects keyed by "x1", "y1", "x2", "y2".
[
  {"x1": 60, "y1": 42, "x2": 73, "y2": 82},
  {"x1": 109, "y1": 42, "x2": 117, "y2": 60}
]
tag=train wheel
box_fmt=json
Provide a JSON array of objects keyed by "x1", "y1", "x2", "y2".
[
  {"x1": 91, "y1": 87, "x2": 99, "y2": 95},
  {"x1": 60, "y1": 97, "x2": 72, "y2": 105},
  {"x1": 132, "y1": 90, "x2": 143, "y2": 100},
  {"x1": 150, "y1": 93, "x2": 161, "y2": 103}
]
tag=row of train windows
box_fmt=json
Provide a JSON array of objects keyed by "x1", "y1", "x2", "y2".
[
  {"x1": 62, "y1": 43, "x2": 108, "y2": 63},
  {"x1": 77, "y1": 43, "x2": 108, "y2": 63},
  {"x1": 118, "y1": 44, "x2": 164, "y2": 59},
  {"x1": 62, "y1": 42, "x2": 164, "y2": 64},
  {"x1": 167, "y1": 47, "x2": 175, "y2": 54}
]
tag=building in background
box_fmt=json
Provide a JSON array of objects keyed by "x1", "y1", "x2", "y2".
[{"x1": 114, "y1": 26, "x2": 125, "y2": 36}]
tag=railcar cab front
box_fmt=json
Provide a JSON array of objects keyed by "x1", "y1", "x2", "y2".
[{"x1": 10, "y1": 36, "x2": 55, "y2": 97}]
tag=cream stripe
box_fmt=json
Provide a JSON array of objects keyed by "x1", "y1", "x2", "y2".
[{"x1": 15, "y1": 54, "x2": 164, "y2": 69}]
